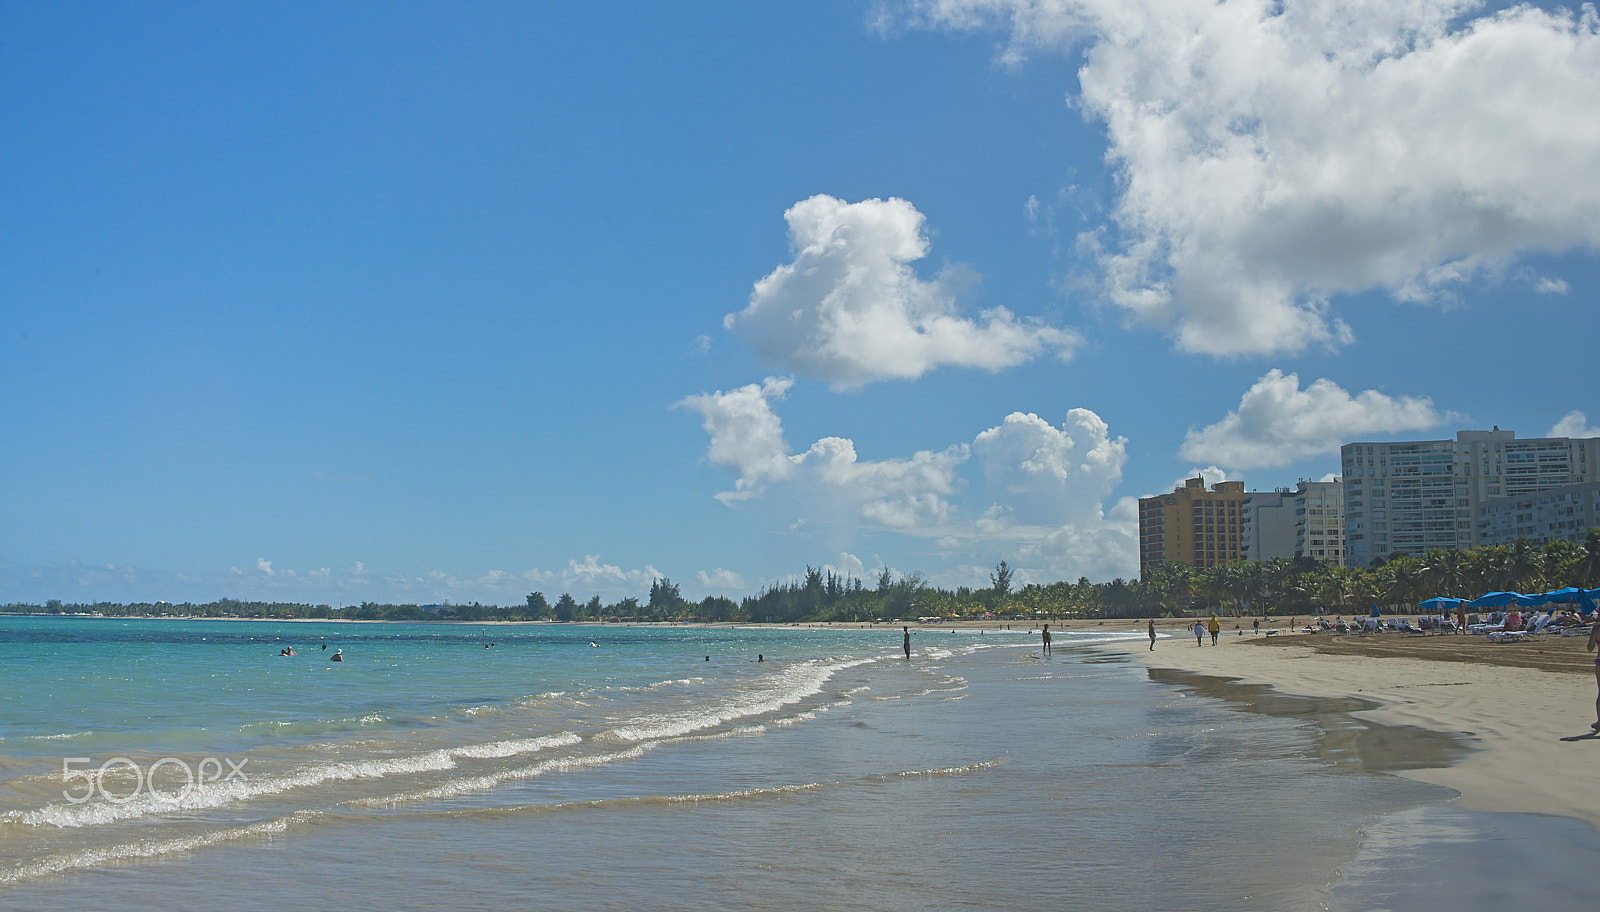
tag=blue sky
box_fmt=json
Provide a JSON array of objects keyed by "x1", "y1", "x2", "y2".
[{"x1": 4, "y1": 1, "x2": 1597, "y2": 605}]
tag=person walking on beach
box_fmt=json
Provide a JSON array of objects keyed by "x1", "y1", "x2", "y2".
[
  {"x1": 1147, "y1": 618, "x2": 1156, "y2": 651},
  {"x1": 1587, "y1": 621, "x2": 1600, "y2": 732},
  {"x1": 1041, "y1": 624, "x2": 1052, "y2": 655},
  {"x1": 1253, "y1": 618, "x2": 1260, "y2": 636},
  {"x1": 1207, "y1": 615, "x2": 1220, "y2": 646},
  {"x1": 1192, "y1": 622, "x2": 1205, "y2": 646},
  {"x1": 903, "y1": 626, "x2": 911, "y2": 660}
]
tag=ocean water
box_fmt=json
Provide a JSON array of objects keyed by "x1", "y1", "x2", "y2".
[{"x1": 0, "y1": 617, "x2": 1593, "y2": 911}]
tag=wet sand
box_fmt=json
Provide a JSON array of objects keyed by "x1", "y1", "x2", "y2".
[{"x1": 1104, "y1": 624, "x2": 1600, "y2": 829}]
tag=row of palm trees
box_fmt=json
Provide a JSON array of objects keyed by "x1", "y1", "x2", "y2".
[{"x1": 1123, "y1": 529, "x2": 1600, "y2": 618}]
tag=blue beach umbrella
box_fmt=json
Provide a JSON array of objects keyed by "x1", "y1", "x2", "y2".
[
  {"x1": 1370, "y1": 602, "x2": 1381, "y2": 618},
  {"x1": 1418, "y1": 597, "x2": 1463, "y2": 610},
  {"x1": 1523, "y1": 587, "x2": 1586, "y2": 606},
  {"x1": 1581, "y1": 589, "x2": 1600, "y2": 617},
  {"x1": 1465, "y1": 591, "x2": 1525, "y2": 609}
]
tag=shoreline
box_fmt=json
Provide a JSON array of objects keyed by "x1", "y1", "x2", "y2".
[{"x1": 1097, "y1": 627, "x2": 1600, "y2": 831}]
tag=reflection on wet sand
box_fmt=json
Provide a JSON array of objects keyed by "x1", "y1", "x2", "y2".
[{"x1": 1148, "y1": 667, "x2": 1472, "y2": 773}]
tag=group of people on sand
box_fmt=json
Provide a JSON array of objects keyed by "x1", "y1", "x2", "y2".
[{"x1": 1189, "y1": 616, "x2": 1222, "y2": 646}]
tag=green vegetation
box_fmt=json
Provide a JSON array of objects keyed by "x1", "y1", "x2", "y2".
[{"x1": 8, "y1": 531, "x2": 1599, "y2": 623}]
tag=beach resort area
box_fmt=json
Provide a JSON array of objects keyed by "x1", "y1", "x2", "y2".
[{"x1": 10, "y1": 2, "x2": 1600, "y2": 909}]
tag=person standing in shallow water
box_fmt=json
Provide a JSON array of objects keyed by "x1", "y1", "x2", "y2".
[
  {"x1": 903, "y1": 626, "x2": 911, "y2": 660},
  {"x1": 1041, "y1": 624, "x2": 1052, "y2": 655},
  {"x1": 1148, "y1": 619, "x2": 1156, "y2": 651}
]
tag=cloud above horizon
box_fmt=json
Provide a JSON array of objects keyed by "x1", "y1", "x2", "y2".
[
  {"x1": 1180, "y1": 369, "x2": 1448, "y2": 470},
  {"x1": 724, "y1": 194, "x2": 1079, "y2": 387},
  {"x1": 904, "y1": 0, "x2": 1600, "y2": 356},
  {"x1": 1551, "y1": 410, "x2": 1600, "y2": 438},
  {"x1": 680, "y1": 378, "x2": 1136, "y2": 581}
]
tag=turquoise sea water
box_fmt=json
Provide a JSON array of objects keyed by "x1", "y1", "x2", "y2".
[{"x1": 1, "y1": 617, "x2": 1594, "y2": 911}]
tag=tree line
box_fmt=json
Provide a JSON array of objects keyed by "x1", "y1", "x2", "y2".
[{"x1": 8, "y1": 531, "x2": 1600, "y2": 623}]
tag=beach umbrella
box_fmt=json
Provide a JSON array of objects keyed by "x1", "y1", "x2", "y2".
[
  {"x1": 1418, "y1": 597, "x2": 1463, "y2": 610},
  {"x1": 1581, "y1": 589, "x2": 1600, "y2": 617},
  {"x1": 1465, "y1": 591, "x2": 1524, "y2": 609},
  {"x1": 1370, "y1": 602, "x2": 1381, "y2": 618},
  {"x1": 1523, "y1": 587, "x2": 1586, "y2": 606}
]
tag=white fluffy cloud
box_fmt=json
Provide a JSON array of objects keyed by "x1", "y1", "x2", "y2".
[
  {"x1": 675, "y1": 377, "x2": 797, "y2": 503},
  {"x1": 1181, "y1": 369, "x2": 1447, "y2": 469},
  {"x1": 677, "y1": 377, "x2": 964, "y2": 521},
  {"x1": 907, "y1": 0, "x2": 1600, "y2": 355},
  {"x1": 682, "y1": 380, "x2": 1136, "y2": 580},
  {"x1": 696, "y1": 567, "x2": 748, "y2": 591},
  {"x1": 1551, "y1": 410, "x2": 1600, "y2": 438},
  {"x1": 1170, "y1": 466, "x2": 1235, "y2": 491},
  {"x1": 725, "y1": 195, "x2": 1079, "y2": 387},
  {"x1": 972, "y1": 409, "x2": 1125, "y2": 525}
]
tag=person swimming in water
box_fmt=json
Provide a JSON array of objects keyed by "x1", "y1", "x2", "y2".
[{"x1": 330, "y1": 649, "x2": 343, "y2": 662}]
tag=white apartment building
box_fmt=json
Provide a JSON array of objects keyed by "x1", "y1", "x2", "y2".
[
  {"x1": 1343, "y1": 428, "x2": 1600, "y2": 567},
  {"x1": 1241, "y1": 488, "x2": 1297, "y2": 562},
  {"x1": 1478, "y1": 481, "x2": 1600, "y2": 547},
  {"x1": 1293, "y1": 479, "x2": 1344, "y2": 566},
  {"x1": 1239, "y1": 479, "x2": 1344, "y2": 565}
]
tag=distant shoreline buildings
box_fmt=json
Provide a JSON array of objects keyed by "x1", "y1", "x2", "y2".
[
  {"x1": 1138, "y1": 426, "x2": 1600, "y2": 579},
  {"x1": 1342, "y1": 427, "x2": 1599, "y2": 567}
]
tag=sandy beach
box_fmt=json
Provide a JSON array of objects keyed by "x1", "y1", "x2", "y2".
[{"x1": 1101, "y1": 622, "x2": 1600, "y2": 831}]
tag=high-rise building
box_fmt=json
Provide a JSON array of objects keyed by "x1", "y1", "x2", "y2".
[
  {"x1": 1138, "y1": 477, "x2": 1247, "y2": 577},
  {"x1": 1241, "y1": 488, "x2": 1297, "y2": 563},
  {"x1": 1342, "y1": 428, "x2": 1600, "y2": 567},
  {"x1": 1478, "y1": 481, "x2": 1600, "y2": 548},
  {"x1": 1293, "y1": 479, "x2": 1344, "y2": 566}
]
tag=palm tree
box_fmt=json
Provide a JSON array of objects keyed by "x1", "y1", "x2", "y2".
[
  {"x1": 1506, "y1": 537, "x2": 1542, "y2": 593},
  {"x1": 1579, "y1": 528, "x2": 1600, "y2": 588},
  {"x1": 1422, "y1": 548, "x2": 1471, "y2": 598},
  {"x1": 1147, "y1": 562, "x2": 1195, "y2": 616},
  {"x1": 1378, "y1": 556, "x2": 1423, "y2": 610},
  {"x1": 1471, "y1": 545, "x2": 1512, "y2": 593},
  {"x1": 1211, "y1": 561, "x2": 1254, "y2": 615},
  {"x1": 1541, "y1": 539, "x2": 1581, "y2": 590}
]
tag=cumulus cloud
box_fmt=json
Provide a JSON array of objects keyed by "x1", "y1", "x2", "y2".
[
  {"x1": 795, "y1": 435, "x2": 967, "y2": 531},
  {"x1": 1170, "y1": 466, "x2": 1235, "y2": 491},
  {"x1": 682, "y1": 382, "x2": 1137, "y2": 580},
  {"x1": 1534, "y1": 277, "x2": 1571, "y2": 295},
  {"x1": 724, "y1": 195, "x2": 1079, "y2": 386},
  {"x1": 1551, "y1": 410, "x2": 1600, "y2": 438},
  {"x1": 906, "y1": 0, "x2": 1600, "y2": 355},
  {"x1": 696, "y1": 568, "x2": 748, "y2": 590},
  {"x1": 1180, "y1": 369, "x2": 1447, "y2": 470},
  {"x1": 973, "y1": 409, "x2": 1126, "y2": 525},
  {"x1": 558, "y1": 555, "x2": 662, "y2": 591},
  {"x1": 675, "y1": 377, "x2": 797, "y2": 503}
]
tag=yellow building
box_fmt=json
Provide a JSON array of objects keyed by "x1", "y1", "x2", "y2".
[{"x1": 1138, "y1": 477, "x2": 1247, "y2": 577}]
